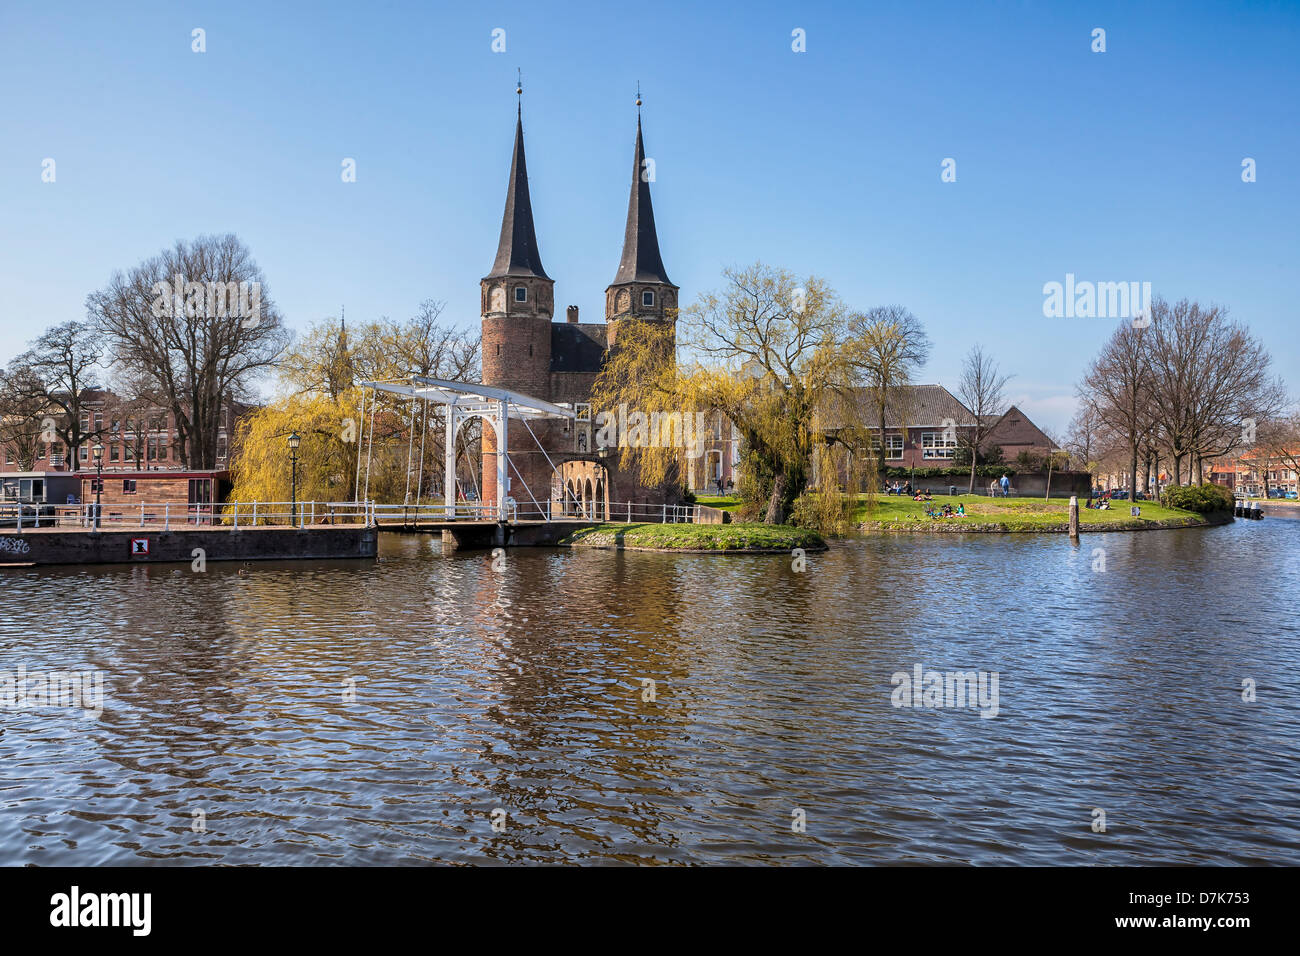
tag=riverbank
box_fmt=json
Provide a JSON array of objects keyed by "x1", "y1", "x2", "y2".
[
  {"x1": 557, "y1": 521, "x2": 827, "y2": 552},
  {"x1": 855, "y1": 494, "x2": 1227, "y2": 533},
  {"x1": 0, "y1": 525, "x2": 378, "y2": 566}
]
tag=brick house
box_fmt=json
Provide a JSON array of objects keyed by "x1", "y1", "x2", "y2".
[
  {"x1": 1, "y1": 389, "x2": 245, "y2": 476},
  {"x1": 79, "y1": 469, "x2": 231, "y2": 521},
  {"x1": 1208, "y1": 451, "x2": 1298, "y2": 496},
  {"x1": 1, "y1": 388, "x2": 248, "y2": 511},
  {"x1": 823, "y1": 384, "x2": 1054, "y2": 471}
]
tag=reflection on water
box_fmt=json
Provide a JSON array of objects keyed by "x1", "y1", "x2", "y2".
[{"x1": 1, "y1": 520, "x2": 1298, "y2": 865}]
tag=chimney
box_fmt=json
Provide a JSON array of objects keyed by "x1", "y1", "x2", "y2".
[{"x1": 566, "y1": 305, "x2": 579, "y2": 324}]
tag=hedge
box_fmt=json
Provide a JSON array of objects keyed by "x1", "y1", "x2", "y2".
[
  {"x1": 1161, "y1": 483, "x2": 1234, "y2": 513},
  {"x1": 883, "y1": 466, "x2": 1016, "y2": 481}
]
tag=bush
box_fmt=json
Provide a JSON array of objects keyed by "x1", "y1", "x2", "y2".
[
  {"x1": 790, "y1": 490, "x2": 853, "y2": 537},
  {"x1": 1161, "y1": 483, "x2": 1233, "y2": 513}
]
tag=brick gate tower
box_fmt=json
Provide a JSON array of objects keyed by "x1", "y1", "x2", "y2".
[
  {"x1": 480, "y1": 95, "x2": 554, "y2": 511},
  {"x1": 478, "y1": 87, "x2": 687, "y2": 518},
  {"x1": 605, "y1": 106, "x2": 680, "y2": 347}
]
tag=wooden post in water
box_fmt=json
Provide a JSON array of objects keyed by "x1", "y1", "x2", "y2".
[{"x1": 1068, "y1": 495, "x2": 1080, "y2": 538}]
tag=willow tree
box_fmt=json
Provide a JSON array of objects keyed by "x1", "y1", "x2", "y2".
[
  {"x1": 228, "y1": 310, "x2": 481, "y2": 510},
  {"x1": 593, "y1": 262, "x2": 877, "y2": 526},
  {"x1": 226, "y1": 391, "x2": 366, "y2": 512}
]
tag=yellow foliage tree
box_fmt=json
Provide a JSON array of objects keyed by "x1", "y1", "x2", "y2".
[
  {"x1": 593, "y1": 262, "x2": 885, "y2": 528},
  {"x1": 227, "y1": 307, "x2": 481, "y2": 519}
]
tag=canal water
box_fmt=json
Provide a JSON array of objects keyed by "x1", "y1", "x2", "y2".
[{"x1": 1, "y1": 519, "x2": 1297, "y2": 865}]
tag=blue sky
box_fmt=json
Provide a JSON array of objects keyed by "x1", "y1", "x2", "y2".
[{"x1": 1, "y1": 0, "x2": 1297, "y2": 433}]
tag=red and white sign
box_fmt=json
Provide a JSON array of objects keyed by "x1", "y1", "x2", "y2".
[{"x1": 131, "y1": 538, "x2": 150, "y2": 555}]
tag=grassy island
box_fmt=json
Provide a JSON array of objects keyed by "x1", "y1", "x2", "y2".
[
  {"x1": 557, "y1": 521, "x2": 827, "y2": 552},
  {"x1": 856, "y1": 494, "x2": 1228, "y2": 533}
]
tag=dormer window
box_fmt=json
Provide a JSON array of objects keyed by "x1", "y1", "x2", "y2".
[
  {"x1": 514, "y1": 286, "x2": 527, "y2": 303},
  {"x1": 642, "y1": 290, "x2": 655, "y2": 307}
]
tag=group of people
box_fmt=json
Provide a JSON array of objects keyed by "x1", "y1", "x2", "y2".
[
  {"x1": 926, "y1": 502, "x2": 965, "y2": 519},
  {"x1": 885, "y1": 482, "x2": 939, "y2": 502}
]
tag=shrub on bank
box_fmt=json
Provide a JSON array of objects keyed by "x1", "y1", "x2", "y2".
[
  {"x1": 559, "y1": 522, "x2": 827, "y2": 552},
  {"x1": 790, "y1": 491, "x2": 855, "y2": 537},
  {"x1": 1161, "y1": 483, "x2": 1233, "y2": 513}
]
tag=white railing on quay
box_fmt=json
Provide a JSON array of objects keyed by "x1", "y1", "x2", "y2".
[{"x1": 2, "y1": 497, "x2": 701, "y2": 531}]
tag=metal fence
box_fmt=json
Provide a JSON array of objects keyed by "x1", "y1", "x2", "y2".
[{"x1": 2, "y1": 498, "x2": 700, "y2": 530}]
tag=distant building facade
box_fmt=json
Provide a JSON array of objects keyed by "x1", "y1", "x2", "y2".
[{"x1": 0, "y1": 388, "x2": 246, "y2": 512}]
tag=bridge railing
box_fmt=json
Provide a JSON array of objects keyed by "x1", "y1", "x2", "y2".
[
  {"x1": 4, "y1": 500, "x2": 379, "y2": 531},
  {"x1": 4, "y1": 498, "x2": 701, "y2": 531},
  {"x1": 370, "y1": 502, "x2": 500, "y2": 525},
  {"x1": 507, "y1": 499, "x2": 698, "y2": 524}
]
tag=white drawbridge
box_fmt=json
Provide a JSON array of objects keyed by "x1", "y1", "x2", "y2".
[{"x1": 357, "y1": 376, "x2": 575, "y2": 521}]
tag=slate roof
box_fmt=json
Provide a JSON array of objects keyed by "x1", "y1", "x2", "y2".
[
  {"x1": 823, "y1": 384, "x2": 977, "y2": 429},
  {"x1": 485, "y1": 108, "x2": 549, "y2": 280},
  {"x1": 611, "y1": 115, "x2": 672, "y2": 286}
]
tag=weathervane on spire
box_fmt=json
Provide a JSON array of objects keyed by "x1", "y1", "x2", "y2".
[{"x1": 636, "y1": 80, "x2": 642, "y2": 111}]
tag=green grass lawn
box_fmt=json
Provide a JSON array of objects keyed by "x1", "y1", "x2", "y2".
[
  {"x1": 855, "y1": 493, "x2": 1211, "y2": 531},
  {"x1": 560, "y1": 521, "x2": 825, "y2": 551},
  {"x1": 693, "y1": 495, "x2": 743, "y2": 512}
]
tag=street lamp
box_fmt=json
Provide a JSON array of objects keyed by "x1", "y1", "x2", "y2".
[
  {"x1": 92, "y1": 442, "x2": 104, "y2": 530},
  {"x1": 288, "y1": 431, "x2": 301, "y2": 527}
]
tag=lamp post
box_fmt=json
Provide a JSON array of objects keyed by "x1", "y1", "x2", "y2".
[
  {"x1": 92, "y1": 442, "x2": 103, "y2": 530},
  {"x1": 288, "y1": 431, "x2": 301, "y2": 528}
]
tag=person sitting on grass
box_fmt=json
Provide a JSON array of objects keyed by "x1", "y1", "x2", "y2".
[{"x1": 956, "y1": 503, "x2": 965, "y2": 516}]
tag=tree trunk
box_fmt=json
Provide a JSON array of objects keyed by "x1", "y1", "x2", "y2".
[
  {"x1": 877, "y1": 402, "x2": 887, "y2": 480},
  {"x1": 765, "y1": 471, "x2": 791, "y2": 525},
  {"x1": 1129, "y1": 444, "x2": 1138, "y2": 503}
]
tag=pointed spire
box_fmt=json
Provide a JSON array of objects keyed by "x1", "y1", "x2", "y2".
[
  {"x1": 612, "y1": 104, "x2": 671, "y2": 286},
  {"x1": 486, "y1": 81, "x2": 549, "y2": 280}
]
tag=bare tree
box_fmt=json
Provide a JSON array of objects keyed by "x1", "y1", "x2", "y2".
[
  {"x1": 9, "y1": 321, "x2": 106, "y2": 469},
  {"x1": 86, "y1": 234, "x2": 290, "y2": 469},
  {"x1": 1145, "y1": 297, "x2": 1285, "y2": 484},
  {"x1": 1042, "y1": 428, "x2": 1070, "y2": 499},
  {"x1": 107, "y1": 367, "x2": 167, "y2": 468},
  {"x1": 846, "y1": 305, "x2": 932, "y2": 475},
  {"x1": 954, "y1": 344, "x2": 1011, "y2": 493},
  {"x1": 1081, "y1": 322, "x2": 1151, "y2": 497},
  {"x1": 1065, "y1": 401, "x2": 1103, "y2": 476},
  {"x1": 0, "y1": 366, "x2": 51, "y2": 471}
]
